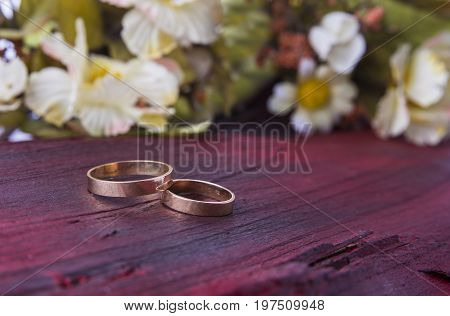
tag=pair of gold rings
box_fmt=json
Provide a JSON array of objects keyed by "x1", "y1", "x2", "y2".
[{"x1": 87, "y1": 161, "x2": 235, "y2": 216}]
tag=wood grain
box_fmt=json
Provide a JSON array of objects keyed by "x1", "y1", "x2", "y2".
[{"x1": 0, "y1": 131, "x2": 449, "y2": 295}]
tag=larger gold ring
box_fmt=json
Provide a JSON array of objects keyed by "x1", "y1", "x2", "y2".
[
  {"x1": 87, "y1": 161, "x2": 173, "y2": 197},
  {"x1": 160, "y1": 179, "x2": 235, "y2": 216}
]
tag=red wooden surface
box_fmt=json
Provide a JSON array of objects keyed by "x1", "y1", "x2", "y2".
[{"x1": 0, "y1": 131, "x2": 449, "y2": 295}]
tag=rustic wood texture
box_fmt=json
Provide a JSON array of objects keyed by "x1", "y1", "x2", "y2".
[{"x1": 0, "y1": 131, "x2": 449, "y2": 295}]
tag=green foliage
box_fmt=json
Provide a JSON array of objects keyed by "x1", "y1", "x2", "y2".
[
  {"x1": 21, "y1": 119, "x2": 78, "y2": 138},
  {"x1": 106, "y1": 39, "x2": 133, "y2": 61},
  {"x1": 372, "y1": 0, "x2": 449, "y2": 46},
  {"x1": 19, "y1": 0, "x2": 103, "y2": 49},
  {"x1": 0, "y1": 109, "x2": 26, "y2": 128},
  {"x1": 206, "y1": 0, "x2": 273, "y2": 116},
  {"x1": 173, "y1": 97, "x2": 194, "y2": 121}
]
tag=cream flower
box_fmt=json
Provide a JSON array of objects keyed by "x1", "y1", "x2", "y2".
[
  {"x1": 101, "y1": 0, "x2": 222, "y2": 58},
  {"x1": 268, "y1": 61, "x2": 357, "y2": 133},
  {"x1": 26, "y1": 18, "x2": 179, "y2": 136},
  {"x1": 0, "y1": 57, "x2": 28, "y2": 112},
  {"x1": 373, "y1": 41, "x2": 450, "y2": 146},
  {"x1": 309, "y1": 11, "x2": 366, "y2": 74}
]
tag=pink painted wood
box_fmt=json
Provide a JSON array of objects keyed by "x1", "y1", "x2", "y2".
[{"x1": 0, "y1": 131, "x2": 449, "y2": 295}]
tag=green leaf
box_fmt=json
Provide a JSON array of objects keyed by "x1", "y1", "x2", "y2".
[
  {"x1": 19, "y1": 0, "x2": 103, "y2": 49},
  {"x1": 24, "y1": 20, "x2": 57, "y2": 48},
  {"x1": 167, "y1": 48, "x2": 196, "y2": 85},
  {"x1": 173, "y1": 97, "x2": 193, "y2": 120},
  {"x1": 0, "y1": 110, "x2": 26, "y2": 128},
  {"x1": 17, "y1": 0, "x2": 57, "y2": 40},
  {"x1": 372, "y1": 0, "x2": 450, "y2": 46},
  {"x1": 21, "y1": 119, "x2": 77, "y2": 138},
  {"x1": 56, "y1": 0, "x2": 103, "y2": 49},
  {"x1": 166, "y1": 121, "x2": 212, "y2": 136},
  {"x1": 107, "y1": 40, "x2": 133, "y2": 61}
]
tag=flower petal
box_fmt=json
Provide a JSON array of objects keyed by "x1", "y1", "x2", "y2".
[
  {"x1": 99, "y1": 0, "x2": 136, "y2": 8},
  {"x1": 8, "y1": 129, "x2": 33, "y2": 142},
  {"x1": 329, "y1": 80, "x2": 357, "y2": 116},
  {"x1": 327, "y1": 34, "x2": 366, "y2": 74},
  {"x1": 137, "y1": 0, "x2": 222, "y2": 45},
  {"x1": 298, "y1": 57, "x2": 317, "y2": 79},
  {"x1": 25, "y1": 67, "x2": 75, "y2": 126},
  {"x1": 86, "y1": 55, "x2": 128, "y2": 84},
  {"x1": 267, "y1": 82, "x2": 296, "y2": 115},
  {"x1": 404, "y1": 123, "x2": 448, "y2": 146},
  {"x1": 309, "y1": 107, "x2": 334, "y2": 133},
  {"x1": 41, "y1": 18, "x2": 87, "y2": 81},
  {"x1": 290, "y1": 108, "x2": 312, "y2": 134},
  {"x1": 308, "y1": 26, "x2": 335, "y2": 60},
  {"x1": 156, "y1": 58, "x2": 184, "y2": 83},
  {"x1": 0, "y1": 100, "x2": 21, "y2": 112},
  {"x1": 422, "y1": 31, "x2": 450, "y2": 69},
  {"x1": 372, "y1": 87, "x2": 410, "y2": 138},
  {"x1": 390, "y1": 44, "x2": 411, "y2": 85},
  {"x1": 406, "y1": 48, "x2": 449, "y2": 107},
  {"x1": 76, "y1": 76, "x2": 139, "y2": 136},
  {"x1": 0, "y1": 57, "x2": 28, "y2": 102},
  {"x1": 321, "y1": 11, "x2": 359, "y2": 44},
  {"x1": 330, "y1": 97, "x2": 354, "y2": 116},
  {"x1": 124, "y1": 59, "x2": 179, "y2": 107},
  {"x1": 121, "y1": 9, "x2": 177, "y2": 59},
  {"x1": 331, "y1": 79, "x2": 358, "y2": 101},
  {"x1": 78, "y1": 106, "x2": 136, "y2": 137},
  {"x1": 315, "y1": 65, "x2": 334, "y2": 80}
]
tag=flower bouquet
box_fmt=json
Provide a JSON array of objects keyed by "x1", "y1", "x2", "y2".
[
  {"x1": 266, "y1": 0, "x2": 450, "y2": 146},
  {"x1": 0, "y1": 0, "x2": 273, "y2": 139}
]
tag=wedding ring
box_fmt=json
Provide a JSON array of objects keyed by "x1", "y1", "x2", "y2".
[
  {"x1": 87, "y1": 161, "x2": 173, "y2": 197},
  {"x1": 159, "y1": 179, "x2": 235, "y2": 216}
]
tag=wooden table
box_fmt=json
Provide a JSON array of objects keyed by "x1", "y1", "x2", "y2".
[{"x1": 0, "y1": 131, "x2": 449, "y2": 295}]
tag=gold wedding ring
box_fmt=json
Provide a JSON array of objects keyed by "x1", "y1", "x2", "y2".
[
  {"x1": 87, "y1": 161, "x2": 173, "y2": 197},
  {"x1": 159, "y1": 179, "x2": 235, "y2": 217},
  {"x1": 87, "y1": 161, "x2": 235, "y2": 216}
]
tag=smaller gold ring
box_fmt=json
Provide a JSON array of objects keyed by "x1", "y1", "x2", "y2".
[
  {"x1": 160, "y1": 179, "x2": 235, "y2": 217},
  {"x1": 87, "y1": 161, "x2": 173, "y2": 197}
]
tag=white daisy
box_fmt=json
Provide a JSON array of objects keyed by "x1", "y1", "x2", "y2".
[
  {"x1": 0, "y1": 56, "x2": 27, "y2": 112},
  {"x1": 268, "y1": 60, "x2": 357, "y2": 133},
  {"x1": 101, "y1": 0, "x2": 222, "y2": 58},
  {"x1": 309, "y1": 11, "x2": 366, "y2": 74},
  {"x1": 373, "y1": 41, "x2": 450, "y2": 146},
  {"x1": 25, "y1": 18, "x2": 179, "y2": 136}
]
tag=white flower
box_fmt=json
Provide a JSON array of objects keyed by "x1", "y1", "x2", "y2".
[
  {"x1": 267, "y1": 82, "x2": 297, "y2": 115},
  {"x1": 373, "y1": 41, "x2": 450, "y2": 146},
  {"x1": 26, "y1": 18, "x2": 179, "y2": 136},
  {"x1": 0, "y1": 56, "x2": 28, "y2": 112},
  {"x1": 309, "y1": 11, "x2": 366, "y2": 74},
  {"x1": 101, "y1": 0, "x2": 222, "y2": 59},
  {"x1": 0, "y1": 0, "x2": 20, "y2": 20},
  {"x1": 76, "y1": 76, "x2": 140, "y2": 136},
  {"x1": 268, "y1": 60, "x2": 357, "y2": 133}
]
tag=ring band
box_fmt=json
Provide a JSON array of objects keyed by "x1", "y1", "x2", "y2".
[
  {"x1": 160, "y1": 179, "x2": 235, "y2": 216},
  {"x1": 87, "y1": 161, "x2": 173, "y2": 197}
]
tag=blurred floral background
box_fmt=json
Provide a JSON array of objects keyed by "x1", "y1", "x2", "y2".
[{"x1": 0, "y1": 0, "x2": 449, "y2": 146}]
